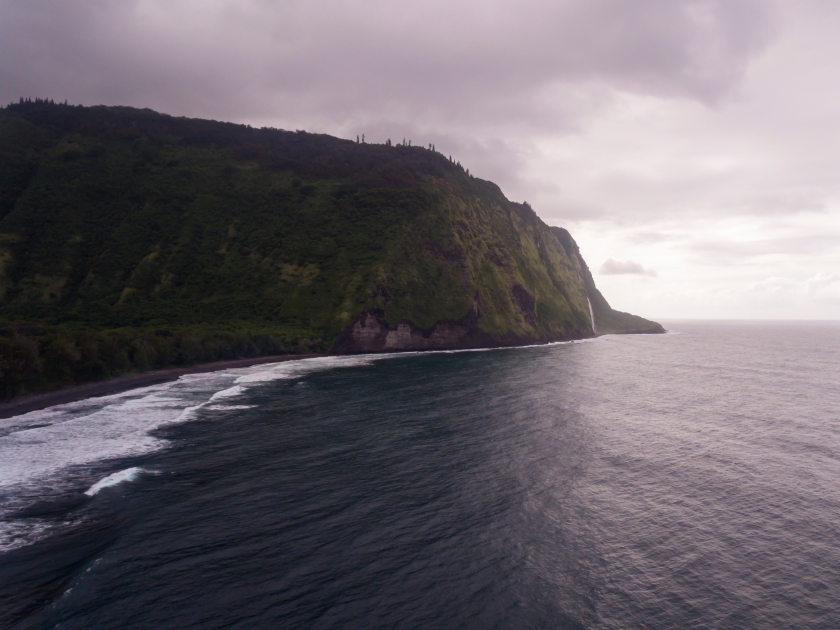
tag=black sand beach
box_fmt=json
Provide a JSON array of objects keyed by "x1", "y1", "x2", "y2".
[{"x1": 0, "y1": 354, "x2": 324, "y2": 419}]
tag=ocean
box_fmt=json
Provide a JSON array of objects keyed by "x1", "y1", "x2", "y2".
[{"x1": 1, "y1": 321, "x2": 839, "y2": 628}]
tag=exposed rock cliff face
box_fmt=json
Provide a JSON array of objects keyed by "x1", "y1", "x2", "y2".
[
  {"x1": 331, "y1": 295, "x2": 590, "y2": 354},
  {"x1": 331, "y1": 227, "x2": 662, "y2": 354},
  {"x1": 332, "y1": 307, "x2": 483, "y2": 353}
]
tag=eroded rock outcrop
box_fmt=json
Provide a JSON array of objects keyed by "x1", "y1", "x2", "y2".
[
  {"x1": 331, "y1": 302, "x2": 483, "y2": 353},
  {"x1": 331, "y1": 298, "x2": 587, "y2": 354}
]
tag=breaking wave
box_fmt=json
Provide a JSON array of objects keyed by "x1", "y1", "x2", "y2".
[
  {"x1": 85, "y1": 467, "x2": 146, "y2": 496},
  {"x1": 0, "y1": 354, "x2": 384, "y2": 552}
]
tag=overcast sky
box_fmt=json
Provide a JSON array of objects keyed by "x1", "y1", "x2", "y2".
[{"x1": 2, "y1": 0, "x2": 839, "y2": 319}]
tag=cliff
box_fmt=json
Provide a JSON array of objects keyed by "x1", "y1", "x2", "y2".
[{"x1": 0, "y1": 100, "x2": 662, "y2": 396}]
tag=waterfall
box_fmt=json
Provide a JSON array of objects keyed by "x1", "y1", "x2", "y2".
[{"x1": 587, "y1": 297, "x2": 597, "y2": 334}]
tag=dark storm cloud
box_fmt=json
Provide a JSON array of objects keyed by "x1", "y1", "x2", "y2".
[{"x1": 0, "y1": 0, "x2": 775, "y2": 130}]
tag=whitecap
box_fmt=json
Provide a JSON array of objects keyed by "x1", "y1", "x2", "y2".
[
  {"x1": 233, "y1": 355, "x2": 381, "y2": 385},
  {"x1": 0, "y1": 345, "x2": 588, "y2": 553},
  {"x1": 0, "y1": 520, "x2": 53, "y2": 554},
  {"x1": 85, "y1": 467, "x2": 146, "y2": 496},
  {"x1": 0, "y1": 354, "x2": 392, "y2": 552},
  {"x1": 209, "y1": 385, "x2": 246, "y2": 400}
]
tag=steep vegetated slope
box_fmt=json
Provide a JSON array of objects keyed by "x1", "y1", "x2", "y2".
[
  {"x1": 0, "y1": 100, "x2": 662, "y2": 398},
  {"x1": 550, "y1": 227, "x2": 663, "y2": 335}
]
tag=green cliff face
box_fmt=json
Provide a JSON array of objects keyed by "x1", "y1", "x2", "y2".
[
  {"x1": 550, "y1": 227, "x2": 664, "y2": 335},
  {"x1": 0, "y1": 100, "x2": 662, "y2": 396}
]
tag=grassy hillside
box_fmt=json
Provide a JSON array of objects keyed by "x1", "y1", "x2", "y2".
[{"x1": 0, "y1": 99, "x2": 662, "y2": 398}]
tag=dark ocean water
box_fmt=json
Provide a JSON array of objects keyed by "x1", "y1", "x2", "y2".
[{"x1": 1, "y1": 321, "x2": 840, "y2": 629}]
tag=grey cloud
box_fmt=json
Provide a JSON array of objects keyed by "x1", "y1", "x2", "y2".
[
  {"x1": 0, "y1": 0, "x2": 776, "y2": 131},
  {"x1": 0, "y1": 0, "x2": 779, "y2": 213},
  {"x1": 743, "y1": 190, "x2": 828, "y2": 216},
  {"x1": 627, "y1": 232, "x2": 683, "y2": 244},
  {"x1": 4, "y1": 1, "x2": 838, "y2": 320},
  {"x1": 600, "y1": 258, "x2": 659, "y2": 276},
  {"x1": 545, "y1": 176, "x2": 832, "y2": 227},
  {"x1": 542, "y1": 200, "x2": 614, "y2": 222},
  {"x1": 688, "y1": 232, "x2": 840, "y2": 264}
]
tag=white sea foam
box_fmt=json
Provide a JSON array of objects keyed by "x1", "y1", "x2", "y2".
[
  {"x1": 417, "y1": 337, "x2": 593, "y2": 356},
  {"x1": 85, "y1": 467, "x2": 145, "y2": 496},
  {"x1": 0, "y1": 520, "x2": 53, "y2": 554},
  {"x1": 0, "y1": 354, "x2": 393, "y2": 552},
  {"x1": 0, "y1": 344, "x2": 597, "y2": 553},
  {"x1": 234, "y1": 355, "x2": 380, "y2": 385},
  {"x1": 0, "y1": 393, "x2": 179, "y2": 490},
  {"x1": 209, "y1": 385, "x2": 246, "y2": 400}
]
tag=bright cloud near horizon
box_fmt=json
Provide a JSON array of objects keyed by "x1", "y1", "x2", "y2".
[{"x1": 2, "y1": 0, "x2": 839, "y2": 320}]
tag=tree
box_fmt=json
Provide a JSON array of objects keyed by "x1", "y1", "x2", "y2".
[{"x1": 1, "y1": 336, "x2": 42, "y2": 398}]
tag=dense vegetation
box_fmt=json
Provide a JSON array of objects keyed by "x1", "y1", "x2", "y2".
[{"x1": 0, "y1": 99, "x2": 661, "y2": 399}]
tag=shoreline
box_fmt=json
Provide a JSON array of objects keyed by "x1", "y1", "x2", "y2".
[
  {"x1": 0, "y1": 353, "x2": 325, "y2": 420},
  {"x1": 0, "y1": 326, "x2": 663, "y2": 420}
]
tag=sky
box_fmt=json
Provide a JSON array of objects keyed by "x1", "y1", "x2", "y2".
[{"x1": 1, "y1": 0, "x2": 839, "y2": 319}]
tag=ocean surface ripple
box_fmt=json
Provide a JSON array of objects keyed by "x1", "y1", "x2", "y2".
[{"x1": 1, "y1": 321, "x2": 839, "y2": 629}]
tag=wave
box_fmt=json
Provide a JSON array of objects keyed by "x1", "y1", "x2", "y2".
[
  {"x1": 397, "y1": 337, "x2": 599, "y2": 357},
  {"x1": 85, "y1": 467, "x2": 147, "y2": 496},
  {"x1": 209, "y1": 385, "x2": 247, "y2": 400},
  {"x1": 233, "y1": 355, "x2": 381, "y2": 385},
  {"x1": 0, "y1": 354, "x2": 392, "y2": 552},
  {"x1": 0, "y1": 345, "x2": 598, "y2": 552}
]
